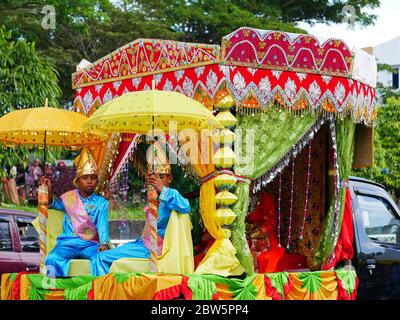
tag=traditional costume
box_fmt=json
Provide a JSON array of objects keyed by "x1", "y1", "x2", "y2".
[
  {"x1": 92, "y1": 142, "x2": 190, "y2": 276},
  {"x1": 247, "y1": 192, "x2": 285, "y2": 273},
  {"x1": 45, "y1": 149, "x2": 109, "y2": 277}
]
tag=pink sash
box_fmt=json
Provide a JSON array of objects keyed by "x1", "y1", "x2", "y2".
[
  {"x1": 61, "y1": 190, "x2": 99, "y2": 243},
  {"x1": 142, "y1": 206, "x2": 163, "y2": 256}
]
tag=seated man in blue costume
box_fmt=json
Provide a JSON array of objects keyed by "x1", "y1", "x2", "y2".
[
  {"x1": 40, "y1": 149, "x2": 109, "y2": 277},
  {"x1": 92, "y1": 142, "x2": 190, "y2": 276}
]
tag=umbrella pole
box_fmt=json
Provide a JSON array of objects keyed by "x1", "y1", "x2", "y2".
[
  {"x1": 43, "y1": 130, "x2": 46, "y2": 169},
  {"x1": 38, "y1": 130, "x2": 49, "y2": 275},
  {"x1": 148, "y1": 115, "x2": 159, "y2": 272}
]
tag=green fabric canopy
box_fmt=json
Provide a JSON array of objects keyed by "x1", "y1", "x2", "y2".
[
  {"x1": 233, "y1": 108, "x2": 318, "y2": 274},
  {"x1": 313, "y1": 119, "x2": 355, "y2": 266},
  {"x1": 232, "y1": 107, "x2": 356, "y2": 273}
]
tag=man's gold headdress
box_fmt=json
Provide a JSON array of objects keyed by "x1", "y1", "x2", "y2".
[
  {"x1": 146, "y1": 141, "x2": 171, "y2": 175},
  {"x1": 73, "y1": 148, "x2": 98, "y2": 185}
]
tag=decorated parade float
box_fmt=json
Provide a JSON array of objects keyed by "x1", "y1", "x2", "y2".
[{"x1": 1, "y1": 27, "x2": 377, "y2": 300}]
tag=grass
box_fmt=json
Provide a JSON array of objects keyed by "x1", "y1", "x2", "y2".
[
  {"x1": 0, "y1": 202, "x2": 146, "y2": 221},
  {"x1": 109, "y1": 204, "x2": 146, "y2": 220},
  {"x1": 0, "y1": 202, "x2": 38, "y2": 214}
]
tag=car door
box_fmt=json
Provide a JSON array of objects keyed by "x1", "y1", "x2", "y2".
[
  {"x1": 14, "y1": 215, "x2": 40, "y2": 273},
  {"x1": 0, "y1": 213, "x2": 24, "y2": 278},
  {"x1": 352, "y1": 188, "x2": 400, "y2": 299}
]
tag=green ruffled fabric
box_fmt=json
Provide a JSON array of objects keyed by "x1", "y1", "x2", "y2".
[
  {"x1": 313, "y1": 119, "x2": 355, "y2": 266},
  {"x1": 201, "y1": 274, "x2": 258, "y2": 300},
  {"x1": 27, "y1": 274, "x2": 96, "y2": 300},
  {"x1": 187, "y1": 274, "x2": 217, "y2": 300},
  {"x1": 113, "y1": 272, "x2": 142, "y2": 284},
  {"x1": 299, "y1": 271, "x2": 322, "y2": 293},
  {"x1": 265, "y1": 272, "x2": 290, "y2": 299},
  {"x1": 65, "y1": 281, "x2": 93, "y2": 300},
  {"x1": 232, "y1": 182, "x2": 254, "y2": 274},
  {"x1": 335, "y1": 269, "x2": 357, "y2": 296}
]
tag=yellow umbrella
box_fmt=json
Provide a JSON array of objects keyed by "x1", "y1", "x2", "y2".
[
  {"x1": 83, "y1": 86, "x2": 222, "y2": 272},
  {"x1": 0, "y1": 104, "x2": 103, "y2": 146},
  {"x1": 0, "y1": 99, "x2": 105, "y2": 275},
  {"x1": 83, "y1": 89, "x2": 223, "y2": 133}
]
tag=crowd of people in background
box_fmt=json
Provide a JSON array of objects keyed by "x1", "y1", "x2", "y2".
[{"x1": 1, "y1": 159, "x2": 76, "y2": 206}]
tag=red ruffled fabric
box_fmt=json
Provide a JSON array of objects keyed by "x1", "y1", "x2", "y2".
[
  {"x1": 152, "y1": 276, "x2": 193, "y2": 300},
  {"x1": 264, "y1": 275, "x2": 282, "y2": 300},
  {"x1": 13, "y1": 271, "x2": 36, "y2": 300},
  {"x1": 264, "y1": 274, "x2": 293, "y2": 300},
  {"x1": 323, "y1": 188, "x2": 354, "y2": 269},
  {"x1": 87, "y1": 281, "x2": 95, "y2": 300},
  {"x1": 336, "y1": 276, "x2": 359, "y2": 300},
  {"x1": 212, "y1": 292, "x2": 219, "y2": 300},
  {"x1": 283, "y1": 274, "x2": 294, "y2": 300}
]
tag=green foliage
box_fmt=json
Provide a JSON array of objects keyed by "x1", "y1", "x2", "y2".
[
  {"x1": 0, "y1": 26, "x2": 64, "y2": 175},
  {"x1": 353, "y1": 97, "x2": 400, "y2": 193},
  {"x1": 0, "y1": 26, "x2": 60, "y2": 112},
  {"x1": 0, "y1": 0, "x2": 381, "y2": 105},
  {"x1": 109, "y1": 204, "x2": 146, "y2": 220}
]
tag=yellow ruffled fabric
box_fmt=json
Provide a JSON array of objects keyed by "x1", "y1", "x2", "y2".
[
  {"x1": 191, "y1": 138, "x2": 244, "y2": 276},
  {"x1": 195, "y1": 239, "x2": 245, "y2": 277}
]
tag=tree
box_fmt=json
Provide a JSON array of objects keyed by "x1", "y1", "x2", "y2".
[
  {"x1": 0, "y1": 26, "x2": 60, "y2": 112},
  {"x1": 0, "y1": 26, "x2": 63, "y2": 174},
  {"x1": 353, "y1": 97, "x2": 400, "y2": 194},
  {"x1": 258, "y1": 0, "x2": 380, "y2": 26},
  {"x1": 0, "y1": 0, "x2": 382, "y2": 105}
]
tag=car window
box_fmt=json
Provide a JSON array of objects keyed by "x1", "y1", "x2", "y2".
[
  {"x1": 358, "y1": 194, "x2": 400, "y2": 245},
  {"x1": 0, "y1": 215, "x2": 13, "y2": 251},
  {"x1": 15, "y1": 216, "x2": 39, "y2": 253}
]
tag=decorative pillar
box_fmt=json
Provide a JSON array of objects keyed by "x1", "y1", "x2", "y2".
[
  {"x1": 195, "y1": 92, "x2": 245, "y2": 276},
  {"x1": 213, "y1": 94, "x2": 238, "y2": 237}
]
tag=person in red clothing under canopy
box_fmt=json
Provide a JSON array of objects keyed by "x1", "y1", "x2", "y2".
[{"x1": 246, "y1": 192, "x2": 285, "y2": 273}]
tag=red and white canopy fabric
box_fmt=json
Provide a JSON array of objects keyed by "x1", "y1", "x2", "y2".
[
  {"x1": 73, "y1": 27, "x2": 377, "y2": 126},
  {"x1": 72, "y1": 27, "x2": 377, "y2": 182}
]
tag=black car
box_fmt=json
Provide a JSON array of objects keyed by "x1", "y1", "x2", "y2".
[{"x1": 350, "y1": 176, "x2": 400, "y2": 299}]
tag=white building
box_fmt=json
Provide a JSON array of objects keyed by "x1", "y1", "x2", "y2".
[{"x1": 365, "y1": 36, "x2": 400, "y2": 89}]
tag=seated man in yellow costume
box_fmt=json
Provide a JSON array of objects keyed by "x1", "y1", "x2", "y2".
[
  {"x1": 92, "y1": 142, "x2": 191, "y2": 276},
  {"x1": 40, "y1": 149, "x2": 109, "y2": 277}
]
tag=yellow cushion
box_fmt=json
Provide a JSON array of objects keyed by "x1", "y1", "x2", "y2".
[
  {"x1": 110, "y1": 258, "x2": 151, "y2": 273},
  {"x1": 33, "y1": 209, "x2": 93, "y2": 276},
  {"x1": 46, "y1": 209, "x2": 65, "y2": 254},
  {"x1": 110, "y1": 210, "x2": 194, "y2": 274},
  {"x1": 68, "y1": 259, "x2": 91, "y2": 276}
]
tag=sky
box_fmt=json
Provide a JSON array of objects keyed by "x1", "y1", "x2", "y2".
[{"x1": 297, "y1": 0, "x2": 400, "y2": 49}]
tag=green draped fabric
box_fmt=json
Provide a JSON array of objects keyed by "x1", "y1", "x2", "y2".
[
  {"x1": 313, "y1": 119, "x2": 355, "y2": 266},
  {"x1": 27, "y1": 274, "x2": 96, "y2": 300},
  {"x1": 235, "y1": 108, "x2": 317, "y2": 179},
  {"x1": 336, "y1": 119, "x2": 356, "y2": 180},
  {"x1": 65, "y1": 281, "x2": 93, "y2": 300},
  {"x1": 233, "y1": 108, "x2": 317, "y2": 274},
  {"x1": 187, "y1": 274, "x2": 217, "y2": 300},
  {"x1": 299, "y1": 271, "x2": 322, "y2": 293},
  {"x1": 113, "y1": 272, "x2": 142, "y2": 284},
  {"x1": 265, "y1": 272, "x2": 290, "y2": 299},
  {"x1": 232, "y1": 182, "x2": 253, "y2": 274},
  {"x1": 201, "y1": 274, "x2": 258, "y2": 300},
  {"x1": 335, "y1": 269, "x2": 357, "y2": 296}
]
